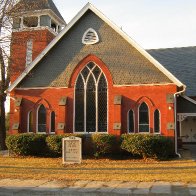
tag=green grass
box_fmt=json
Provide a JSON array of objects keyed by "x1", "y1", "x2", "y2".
[{"x1": 0, "y1": 155, "x2": 195, "y2": 182}]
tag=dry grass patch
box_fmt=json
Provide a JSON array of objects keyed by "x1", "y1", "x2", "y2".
[{"x1": 0, "y1": 156, "x2": 195, "y2": 182}]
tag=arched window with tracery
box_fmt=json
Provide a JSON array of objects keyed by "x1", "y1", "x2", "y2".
[
  {"x1": 139, "y1": 102, "x2": 149, "y2": 132},
  {"x1": 37, "y1": 104, "x2": 46, "y2": 133},
  {"x1": 75, "y1": 62, "x2": 107, "y2": 133}
]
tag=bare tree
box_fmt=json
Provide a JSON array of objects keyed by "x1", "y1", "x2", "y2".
[{"x1": 0, "y1": 0, "x2": 18, "y2": 150}]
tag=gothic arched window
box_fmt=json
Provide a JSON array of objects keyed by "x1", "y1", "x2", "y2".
[
  {"x1": 154, "y1": 109, "x2": 160, "y2": 133},
  {"x1": 128, "y1": 110, "x2": 134, "y2": 133},
  {"x1": 75, "y1": 62, "x2": 107, "y2": 133},
  {"x1": 50, "y1": 111, "x2": 55, "y2": 133},
  {"x1": 37, "y1": 104, "x2": 46, "y2": 133},
  {"x1": 27, "y1": 111, "x2": 33, "y2": 133},
  {"x1": 139, "y1": 102, "x2": 149, "y2": 132}
]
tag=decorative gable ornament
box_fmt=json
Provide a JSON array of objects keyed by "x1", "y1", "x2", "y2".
[{"x1": 82, "y1": 28, "x2": 99, "y2": 45}]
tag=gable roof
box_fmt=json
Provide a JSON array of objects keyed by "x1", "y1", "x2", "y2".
[
  {"x1": 7, "y1": 3, "x2": 183, "y2": 92},
  {"x1": 148, "y1": 46, "x2": 196, "y2": 96},
  {"x1": 11, "y1": 0, "x2": 65, "y2": 23}
]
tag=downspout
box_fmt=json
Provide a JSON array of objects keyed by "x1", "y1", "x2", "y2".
[{"x1": 174, "y1": 85, "x2": 186, "y2": 158}]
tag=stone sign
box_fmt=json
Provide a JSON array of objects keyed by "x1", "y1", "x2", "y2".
[{"x1": 62, "y1": 136, "x2": 82, "y2": 164}]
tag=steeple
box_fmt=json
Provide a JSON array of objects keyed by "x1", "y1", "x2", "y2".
[
  {"x1": 11, "y1": 0, "x2": 66, "y2": 34},
  {"x1": 10, "y1": 0, "x2": 66, "y2": 83}
]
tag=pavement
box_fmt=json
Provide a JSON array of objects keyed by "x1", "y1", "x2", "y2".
[
  {"x1": 0, "y1": 145, "x2": 195, "y2": 195},
  {"x1": 183, "y1": 144, "x2": 196, "y2": 161},
  {"x1": 0, "y1": 178, "x2": 195, "y2": 196}
]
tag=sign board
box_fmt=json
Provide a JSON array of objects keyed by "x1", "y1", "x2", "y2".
[{"x1": 62, "y1": 136, "x2": 82, "y2": 164}]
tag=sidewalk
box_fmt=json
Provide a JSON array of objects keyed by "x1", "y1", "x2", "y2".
[{"x1": 0, "y1": 178, "x2": 195, "y2": 195}]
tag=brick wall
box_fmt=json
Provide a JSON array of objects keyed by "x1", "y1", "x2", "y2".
[
  {"x1": 10, "y1": 29, "x2": 55, "y2": 83},
  {"x1": 9, "y1": 55, "x2": 177, "y2": 137}
]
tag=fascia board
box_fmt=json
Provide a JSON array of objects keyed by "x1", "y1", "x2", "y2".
[{"x1": 181, "y1": 95, "x2": 196, "y2": 105}]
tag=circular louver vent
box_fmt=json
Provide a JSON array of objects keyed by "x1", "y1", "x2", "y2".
[{"x1": 82, "y1": 28, "x2": 99, "y2": 45}]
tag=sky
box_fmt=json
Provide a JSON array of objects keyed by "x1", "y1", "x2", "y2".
[
  {"x1": 53, "y1": 0, "x2": 196, "y2": 49},
  {"x1": 4, "y1": 0, "x2": 196, "y2": 113}
]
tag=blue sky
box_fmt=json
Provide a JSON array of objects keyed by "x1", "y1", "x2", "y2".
[{"x1": 54, "y1": 0, "x2": 196, "y2": 49}]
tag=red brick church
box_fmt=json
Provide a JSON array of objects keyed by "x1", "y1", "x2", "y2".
[{"x1": 8, "y1": 0, "x2": 196, "y2": 151}]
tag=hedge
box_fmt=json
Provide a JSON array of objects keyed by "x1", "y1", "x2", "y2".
[
  {"x1": 46, "y1": 134, "x2": 117, "y2": 157},
  {"x1": 6, "y1": 133, "x2": 175, "y2": 159},
  {"x1": 120, "y1": 134, "x2": 174, "y2": 159},
  {"x1": 6, "y1": 133, "x2": 117, "y2": 157},
  {"x1": 6, "y1": 134, "x2": 47, "y2": 156},
  {"x1": 91, "y1": 134, "x2": 117, "y2": 157}
]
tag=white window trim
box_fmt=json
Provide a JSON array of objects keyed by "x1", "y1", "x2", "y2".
[
  {"x1": 38, "y1": 16, "x2": 41, "y2": 27},
  {"x1": 82, "y1": 28, "x2": 99, "y2": 45},
  {"x1": 153, "y1": 109, "x2": 161, "y2": 134},
  {"x1": 49, "y1": 111, "x2": 55, "y2": 134},
  {"x1": 36, "y1": 104, "x2": 47, "y2": 134},
  {"x1": 138, "y1": 102, "x2": 150, "y2": 133},
  {"x1": 27, "y1": 111, "x2": 33, "y2": 133},
  {"x1": 73, "y1": 62, "x2": 108, "y2": 134},
  {"x1": 127, "y1": 109, "x2": 135, "y2": 134}
]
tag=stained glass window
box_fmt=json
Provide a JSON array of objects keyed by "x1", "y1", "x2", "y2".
[
  {"x1": 86, "y1": 75, "x2": 96, "y2": 132},
  {"x1": 75, "y1": 62, "x2": 107, "y2": 133},
  {"x1": 28, "y1": 111, "x2": 33, "y2": 132},
  {"x1": 154, "y1": 109, "x2": 160, "y2": 133},
  {"x1": 98, "y1": 74, "x2": 107, "y2": 132},
  {"x1": 38, "y1": 104, "x2": 46, "y2": 133},
  {"x1": 139, "y1": 102, "x2": 149, "y2": 132},
  {"x1": 51, "y1": 111, "x2": 55, "y2": 133},
  {"x1": 75, "y1": 75, "x2": 84, "y2": 132},
  {"x1": 128, "y1": 110, "x2": 134, "y2": 133}
]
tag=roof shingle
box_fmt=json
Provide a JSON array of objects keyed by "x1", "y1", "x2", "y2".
[
  {"x1": 18, "y1": 11, "x2": 173, "y2": 88},
  {"x1": 148, "y1": 47, "x2": 196, "y2": 96}
]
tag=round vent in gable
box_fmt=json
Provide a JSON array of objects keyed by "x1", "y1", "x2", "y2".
[{"x1": 82, "y1": 28, "x2": 99, "y2": 45}]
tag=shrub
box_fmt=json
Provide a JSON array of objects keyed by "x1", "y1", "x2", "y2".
[
  {"x1": 120, "y1": 134, "x2": 174, "y2": 160},
  {"x1": 46, "y1": 134, "x2": 118, "y2": 157},
  {"x1": 91, "y1": 134, "x2": 117, "y2": 158},
  {"x1": 6, "y1": 134, "x2": 46, "y2": 156}
]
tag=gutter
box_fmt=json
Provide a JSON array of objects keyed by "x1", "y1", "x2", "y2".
[{"x1": 174, "y1": 85, "x2": 186, "y2": 158}]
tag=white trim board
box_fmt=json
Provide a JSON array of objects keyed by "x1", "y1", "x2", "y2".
[
  {"x1": 178, "y1": 113, "x2": 196, "y2": 116},
  {"x1": 181, "y1": 95, "x2": 196, "y2": 105},
  {"x1": 7, "y1": 3, "x2": 184, "y2": 92}
]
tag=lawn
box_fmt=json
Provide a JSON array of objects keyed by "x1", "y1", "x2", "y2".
[{"x1": 0, "y1": 153, "x2": 195, "y2": 183}]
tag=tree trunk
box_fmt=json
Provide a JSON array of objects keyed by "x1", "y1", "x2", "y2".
[
  {"x1": 0, "y1": 47, "x2": 7, "y2": 150},
  {"x1": 0, "y1": 95, "x2": 6, "y2": 150}
]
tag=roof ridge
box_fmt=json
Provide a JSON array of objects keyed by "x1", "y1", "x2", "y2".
[{"x1": 147, "y1": 46, "x2": 196, "y2": 51}]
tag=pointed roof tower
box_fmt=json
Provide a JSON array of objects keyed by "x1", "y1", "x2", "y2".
[
  {"x1": 12, "y1": 0, "x2": 65, "y2": 23},
  {"x1": 11, "y1": 0, "x2": 66, "y2": 34}
]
